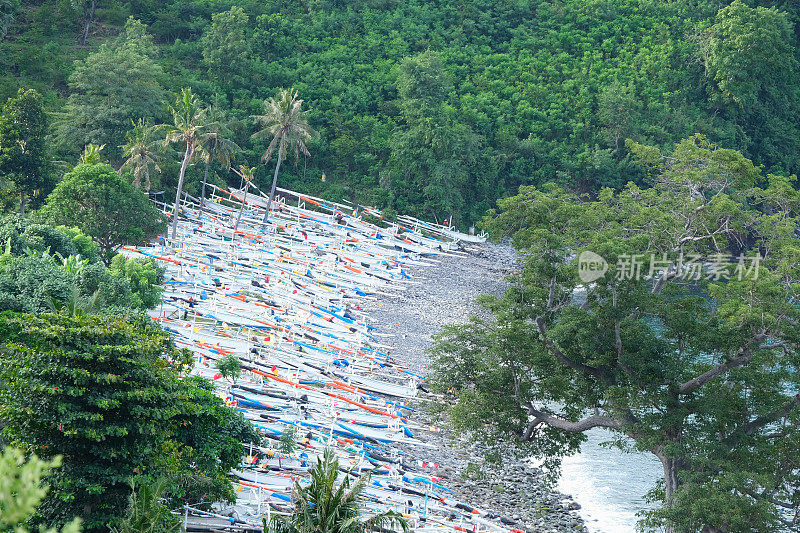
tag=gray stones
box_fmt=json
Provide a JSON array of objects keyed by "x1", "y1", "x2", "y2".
[{"x1": 363, "y1": 243, "x2": 587, "y2": 533}]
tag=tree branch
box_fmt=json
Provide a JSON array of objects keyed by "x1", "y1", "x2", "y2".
[
  {"x1": 651, "y1": 268, "x2": 679, "y2": 295},
  {"x1": 547, "y1": 275, "x2": 556, "y2": 309},
  {"x1": 678, "y1": 347, "x2": 756, "y2": 395},
  {"x1": 734, "y1": 392, "x2": 800, "y2": 443},
  {"x1": 523, "y1": 404, "x2": 621, "y2": 439}
]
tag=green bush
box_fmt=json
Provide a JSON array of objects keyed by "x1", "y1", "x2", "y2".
[
  {"x1": 0, "y1": 313, "x2": 261, "y2": 530},
  {"x1": 109, "y1": 255, "x2": 164, "y2": 310}
]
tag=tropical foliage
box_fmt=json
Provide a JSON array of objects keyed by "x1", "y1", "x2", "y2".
[
  {"x1": 162, "y1": 88, "x2": 206, "y2": 240},
  {"x1": 0, "y1": 446, "x2": 82, "y2": 533},
  {"x1": 431, "y1": 136, "x2": 800, "y2": 531},
  {"x1": 269, "y1": 449, "x2": 408, "y2": 533},
  {"x1": 4, "y1": 1, "x2": 799, "y2": 226},
  {"x1": 0, "y1": 215, "x2": 161, "y2": 314},
  {"x1": 1, "y1": 2, "x2": 800, "y2": 531},
  {"x1": 110, "y1": 479, "x2": 181, "y2": 533},
  {"x1": 0, "y1": 312, "x2": 260, "y2": 531},
  {"x1": 0, "y1": 312, "x2": 183, "y2": 530},
  {"x1": 196, "y1": 109, "x2": 239, "y2": 212},
  {"x1": 0, "y1": 88, "x2": 51, "y2": 215},
  {"x1": 215, "y1": 352, "x2": 242, "y2": 383},
  {"x1": 108, "y1": 254, "x2": 164, "y2": 310},
  {"x1": 120, "y1": 119, "x2": 162, "y2": 191},
  {"x1": 56, "y1": 17, "x2": 166, "y2": 160},
  {"x1": 252, "y1": 88, "x2": 314, "y2": 220},
  {"x1": 39, "y1": 160, "x2": 166, "y2": 263},
  {"x1": 163, "y1": 376, "x2": 261, "y2": 507}
]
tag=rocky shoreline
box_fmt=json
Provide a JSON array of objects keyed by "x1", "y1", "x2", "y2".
[{"x1": 361, "y1": 243, "x2": 587, "y2": 533}]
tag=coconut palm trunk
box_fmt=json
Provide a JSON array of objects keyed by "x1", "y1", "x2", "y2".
[
  {"x1": 263, "y1": 149, "x2": 283, "y2": 222},
  {"x1": 170, "y1": 144, "x2": 193, "y2": 240},
  {"x1": 196, "y1": 127, "x2": 239, "y2": 219},
  {"x1": 163, "y1": 88, "x2": 206, "y2": 241},
  {"x1": 233, "y1": 165, "x2": 255, "y2": 235}
]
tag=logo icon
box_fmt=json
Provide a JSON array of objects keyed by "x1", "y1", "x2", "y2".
[{"x1": 578, "y1": 251, "x2": 608, "y2": 283}]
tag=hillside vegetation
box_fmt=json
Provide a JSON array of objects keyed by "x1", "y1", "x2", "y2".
[{"x1": 1, "y1": 0, "x2": 799, "y2": 226}]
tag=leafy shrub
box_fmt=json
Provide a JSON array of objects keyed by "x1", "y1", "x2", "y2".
[{"x1": 109, "y1": 255, "x2": 164, "y2": 310}]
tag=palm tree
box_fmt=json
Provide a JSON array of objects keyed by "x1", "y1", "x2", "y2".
[
  {"x1": 120, "y1": 119, "x2": 161, "y2": 191},
  {"x1": 162, "y1": 88, "x2": 206, "y2": 240},
  {"x1": 111, "y1": 478, "x2": 180, "y2": 533},
  {"x1": 232, "y1": 164, "x2": 255, "y2": 234},
  {"x1": 196, "y1": 109, "x2": 238, "y2": 216},
  {"x1": 252, "y1": 88, "x2": 314, "y2": 223},
  {"x1": 79, "y1": 143, "x2": 105, "y2": 165},
  {"x1": 46, "y1": 287, "x2": 102, "y2": 316},
  {"x1": 268, "y1": 449, "x2": 408, "y2": 533}
]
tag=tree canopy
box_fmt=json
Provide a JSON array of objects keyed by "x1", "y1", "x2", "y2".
[
  {"x1": 57, "y1": 17, "x2": 166, "y2": 160},
  {"x1": 432, "y1": 136, "x2": 800, "y2": 531},
  {"x1": 0, "y1": 214, "x2": 163, "y2": 314},
  {"x1": 0, "y1": 312, "x2": 183, "y2": 530},
  {"x1": 2, "y1": 1, "x2": 800, "y2": 529},
  {"x1": 201, "y1": 6, "x2": 251, "y2": 86},
  {"x1": 0, "y1": 88, "x2": 51, "y2": 215},
  {"x1": 162, "y1": 87, "x2": 207, "y2": 240},
  {"x1": 39, "y1": 161, "x2": 166, "y2": 263},
  {"x1": 0, "y1": 311, "x2": 261, "y2": 531}
]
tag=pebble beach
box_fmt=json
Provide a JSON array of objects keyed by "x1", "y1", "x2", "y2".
[{"x1": 362, "y1": 243, "x2": 588, "y2": 533}]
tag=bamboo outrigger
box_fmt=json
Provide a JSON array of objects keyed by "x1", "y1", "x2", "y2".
[{"x1": 129, "y1": 185, "x2": 526, "y2": 533}]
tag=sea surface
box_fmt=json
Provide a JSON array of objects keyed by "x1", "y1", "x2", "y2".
[{"x1": 557, "y1": 428, "x2": 661, "y2": 532}]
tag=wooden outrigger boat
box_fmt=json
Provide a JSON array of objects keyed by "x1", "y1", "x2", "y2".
[{"x1": 131, "y1": 186, "x2": 535, "y2": 533}]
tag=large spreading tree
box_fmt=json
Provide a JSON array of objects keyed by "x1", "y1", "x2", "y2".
[
  {"x1": 0, "y1": 312, "x2": 181, "y2": 530},
  {"x1": 431, "y1": 135, "x2": 800, "y2": 532},
  {"x1": 39, "y1": 160, "x2": 166, "y2": 264},
  {"x1": 57, "y1": 17, "x2": 165, "y2": 160}
]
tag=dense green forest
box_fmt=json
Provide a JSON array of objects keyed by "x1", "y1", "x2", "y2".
[
  {"x1": 1, "y1": 0, "x2": 799, "y2": 227},
  {"x1": 4, "y1": 2, "x2": 800, "y2": 530}
]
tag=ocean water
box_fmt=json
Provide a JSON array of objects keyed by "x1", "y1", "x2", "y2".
[{"x1": 557, "y1": 428, "x2": 661, "y2": 532}]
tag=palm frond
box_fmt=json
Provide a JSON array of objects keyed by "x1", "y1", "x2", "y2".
[
  {"x1": 365, "y1": 511, "x2": 410, "y2": 533},
  {"x1": 120, "y1": 119, "x2": 163, "y2": 191},
  {"x1": 252, "y1": 88, "x2": 315, "y2": 165},
  {"x1": 164, "y1": 88, "x2": 208, "y2": 149},
  {"x1": 197, "y1": 130, "x2": 239, "y2": 170},
  {"x1": 261, "y1": 133, "x2": 282, "y2": 163},
  {"x1": 279, "y1": 449, "x2": 407, "y2": 533}
]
